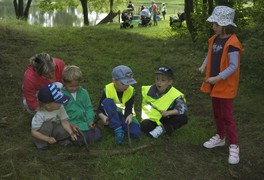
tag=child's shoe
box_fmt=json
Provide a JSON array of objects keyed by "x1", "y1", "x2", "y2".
[
  {"x1": 203, "y1": 134, "x2": 225, "y2": 148},
  {"x1": 115, "y1": 128, "x2": 124, "y2": 144},
  {"x1": 228, "y1": 144, "x2": 239, "y2": 164},
  {"x1": 149, "y1": 126, "x2": 164, "y2": 138},
  {"x1": 37, "y1": 146, "x2": 48, "y2": 151}
]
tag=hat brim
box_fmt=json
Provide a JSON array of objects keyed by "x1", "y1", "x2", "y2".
[
  {"x1": 55, "y1": 94, "x2": 70, "y2": 105},
  {"x1": 119, "y1": 78, "x2": 137, "y2": 85},
  {"x1": 206, "y1": 15, "x2": 237, "y2": 27},
  {"x1": 155, "y1": 70, "x2": 173, "y2": 77}
]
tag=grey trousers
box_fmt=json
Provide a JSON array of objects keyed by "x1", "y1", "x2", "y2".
[{"x1": 33, "y1": 121, "x2": 70, "y2": 149}]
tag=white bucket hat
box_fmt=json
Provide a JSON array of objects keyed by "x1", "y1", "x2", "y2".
[{"x1": 207, "y1": 6, "x2": 237, "y2": 27}]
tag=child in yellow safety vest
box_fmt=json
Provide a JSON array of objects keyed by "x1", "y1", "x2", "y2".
[
  {"x1": 141, "y1": 66, "x2": 188, "y2": 138},
  {"x1": 96, "y1": 65, "x2": 141, "y2": 144}
]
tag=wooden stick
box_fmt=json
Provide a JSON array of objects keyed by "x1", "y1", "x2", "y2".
[
  {"x1": 51, "y1": 143, "x2": 152, "y2": 161},
  {"x1": 127, "y1": 123, "x2": 132, "y2": 148},
  {"x1": 77, "y1": 128, "x2": 89, "y2": 151}
]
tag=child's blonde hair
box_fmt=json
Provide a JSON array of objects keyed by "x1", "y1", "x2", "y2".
[{"x1": 62, "y1": 65, "x2": 83, "y2": 83}]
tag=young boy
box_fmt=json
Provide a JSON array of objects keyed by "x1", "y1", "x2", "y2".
[
  {"x1": 31, "y1": 84, "x2": 77, "y2": 150},
  {"x1": 61, "y1": 65, "x2": 102, "y2": 145},
  {"x1": 141, "y1": 66, "x2": 188, "y2": 138},
  {"x1": 97, "y1": 65, "x2": 141, "y2": 144}
]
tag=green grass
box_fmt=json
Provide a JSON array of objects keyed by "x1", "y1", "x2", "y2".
[{"x1": 0, "y1": 18, "x2": 264, "y2": 179}]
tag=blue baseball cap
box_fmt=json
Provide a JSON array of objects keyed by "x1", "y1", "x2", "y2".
[
  {"x1": 112, "y1": 65, "x2": 137, "y2": 85},
  {"x1": 38, "y1": 84, "x2": 70, "y2": 105}
]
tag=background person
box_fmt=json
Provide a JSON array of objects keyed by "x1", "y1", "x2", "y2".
[
  {"x1": 161, "y1": 3, "x2": 167, "y2": 20},
  {"x1": 22, "y1": 53, "x2": 65, "y2": 114},
  {"x1": 127, "y1": 0, "x2": 135, "y2": 17},
  {"x1": 151, "y1": 0, "x2": 158, "y2": 26}
]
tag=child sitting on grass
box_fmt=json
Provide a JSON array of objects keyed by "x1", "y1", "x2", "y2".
[
  {"x1": 141, "y1": 66, "x2": 188, "y2": 138},
  {"x1": 61, "y1": 65, "x2": 102, "y2": 145},
  {"x1": 96, "y1": 65, "x2": 141, "y2": 144},
  {"x1": 31, "y1": 84, "x2": 77, "y2": 150}
]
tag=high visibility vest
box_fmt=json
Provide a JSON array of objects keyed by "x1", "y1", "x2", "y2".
[
  {"x1": 105, "y1": 83, "x2": 136, "y2": 116},
  {"x1": 141, "y1": 85, "x2": 185, "y2": 125},
  {"x1": 200, "y1": 34, "x2": 243, "y2": 98},
  {"x1": 162, "y1": 6, "x2": 166, "y2": 12}
]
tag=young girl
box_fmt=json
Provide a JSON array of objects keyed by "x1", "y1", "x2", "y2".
[{"x1": 198, "y1": 6, "x2": 243, "y2": 164}]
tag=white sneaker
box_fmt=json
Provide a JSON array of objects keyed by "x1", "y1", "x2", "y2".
[
  {"x1": 149, "y1": 126, "x2": 164, "y2": 138},
  {"x1": 203, "y1": 134, "x2": 225, "y2": 148},
  {"x1": 228, "y1": 144, "x2": 240, "y2": 164}
]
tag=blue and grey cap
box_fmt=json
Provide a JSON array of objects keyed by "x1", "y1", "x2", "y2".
[
  {"x1": 38, "y1": 83, "x2": 70, "y2": 105},
  {"x1": 112, "y1": 65, "x2": 137, "y2": 85}
]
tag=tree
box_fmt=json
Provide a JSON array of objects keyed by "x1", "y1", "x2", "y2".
[
  {"x1": 13, "y1": 0, "x2": 32, "y2": 20},
  {"x1": 80, "y1": 0, "x2": 89, "y2": 25},
  {"x1": 184, "y1": 0, "x2": 197, "y2": 41},
  {"x1": 97, "y1": 0, "x2": 121, "y2": 25}
]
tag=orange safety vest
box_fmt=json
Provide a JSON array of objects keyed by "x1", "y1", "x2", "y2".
[{"x1": 200, "y1": 34, "x2": 243, "y2": 98}]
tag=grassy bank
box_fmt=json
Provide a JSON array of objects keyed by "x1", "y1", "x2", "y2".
[{"x1": 0, "y1": 19, "x2": 263, "y2": 179}]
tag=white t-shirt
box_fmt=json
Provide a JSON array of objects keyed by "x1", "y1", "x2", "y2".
[{"x1": 31, "y1": 106, "x2": 69, "y2": 130}]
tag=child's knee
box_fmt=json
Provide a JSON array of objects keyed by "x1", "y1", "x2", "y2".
[{"x1": 102, "y1": 98, "x2": 116, "y2": 107}]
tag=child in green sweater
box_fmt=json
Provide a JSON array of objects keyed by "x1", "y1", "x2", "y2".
[{"x1": 61, "y1": 65, "x2": 102, "y2": 145}]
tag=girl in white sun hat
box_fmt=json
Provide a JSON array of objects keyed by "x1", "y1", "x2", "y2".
[{"x1": 198, "y1": 6, "x2": 243, "y2": 165}]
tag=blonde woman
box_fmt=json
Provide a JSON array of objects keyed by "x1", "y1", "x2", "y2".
[{"x1": 22, "y1": 53, "x2": 65, "y2": 113}]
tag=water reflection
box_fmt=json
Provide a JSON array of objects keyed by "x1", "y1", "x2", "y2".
[{"x1": 0, "y1": 0, "x2": 108, "y2": 27}]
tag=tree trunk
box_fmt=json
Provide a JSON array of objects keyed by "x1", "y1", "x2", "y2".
[
  {"x1": 23, "y1": 0, "x2": 32, "y2": 19},
  {"x1": 18, "y1": 0, "x2": 23, "y2": 18},
  {"x1": 202, "y1": 0, "x2": 207, "y2": 16},
  {"x1": 13, "y1": 0, "x2": 18, "y2": 17},
  {"x1": 97, "y1": 11, "x2": 120, "y2": 25},
  {"x1": 185, "y1": 0, "x2": 197, "y2": 42},
  {"x1": 13, "y1": 0, "x2": 32, "y2": 20},
  {"x1": 109, "y1": 0, "x2": 114, "y2": 13},
  {"x1": 208, "y1": 0, "x2": 214, "y2": 15},
  {"x1": 80, "y1": 0, "x2": 89, "y2": 26}
]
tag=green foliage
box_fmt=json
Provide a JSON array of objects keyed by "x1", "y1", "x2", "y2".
[
  {"x1": 39, "y1": 0, "x2": 128, "y2": 13},
  {"x1": 186, "y1": 0, "x2": 262, "y2": 45},
  {"x1": 0, "y1": 13, "x2": 264, "y2": 179},
  {"x1": 39, "y1": 0, "x2": 79, "y2": 11}
]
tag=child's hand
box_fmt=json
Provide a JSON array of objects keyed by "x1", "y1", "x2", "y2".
[
  {"x1": 161, "y1": 111, "x2": 170, "y2": 117},
  {"x1": 89, "y1": 122, "x2": 96, "y2": 129},
  {"x1": 47, "y1": 137, "x2": 56, "y2": 144},
  {"x1": 70, "y1": 124, "x2": 79, "y2": 133},
  {"x1": 205, "y1": 75, "x2": 221, "y2": 84},
  {"x1": 102, "y1": 116, "x2": 109, "y2": 125},
  {"x1": 198, "y1": 64, "x2": 206, "y2": 74},
  {"x1": 125, "y1": 114, "x2": 133, "y2": 124},
  {"x1": 70, "y1": 133, "x2": 78, "y2": 141}
]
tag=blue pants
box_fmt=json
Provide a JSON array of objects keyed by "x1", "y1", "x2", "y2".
[
  {"x1": 102, "y1": 98, "x2": 141, "y2": 138},
  {"x1": 74, "y1": 128, "x2": 102, "y2": 146}
]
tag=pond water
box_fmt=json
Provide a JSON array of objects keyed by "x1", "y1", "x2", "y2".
[{"x1": 0, "y1": 0, "x2": 108, "y2": 27}]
